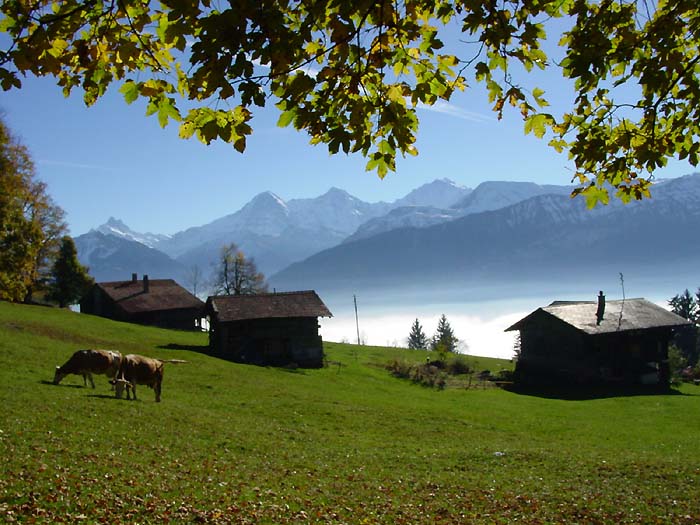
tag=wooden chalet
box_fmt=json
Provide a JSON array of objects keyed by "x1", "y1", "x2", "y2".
[
  {"x1": 506, "y1": 292, "x2": 691, "y2": 388},
  {"x1": 206, "y1": 290, "x2": 333, "y2": 368},
  {"x1": 80, "y1": 274, "x2": 205, "y2": 330}
]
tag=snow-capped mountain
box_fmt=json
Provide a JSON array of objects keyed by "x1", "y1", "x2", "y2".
[
  {"x1": 344, "y1": 180, "x2": 569, "y2": 243},
  {"x1": 75, "y1": 231, "x2": 185, "y2": 283},
  {"x1": 79, "y1": 179, "x2": 473, "y2": 282},
  {"x1": 344, "y1": 206, "x2": 462, "y2": 243},
  {"x1": 94, "y1": 217, "x2": 170, "y2": 248},
  {"x1": 151, "y1": 188, "x2": 393, "y2": 275},
  {"x1": 452, "y1": 181, "x2": 573, "y2": 214},
  {"x1": 270, "y1": 173, "x2": 700, "y2": 293},
  {"x1": 77, "y1": 175, "x2": 700, "y2": 291},
  {"x1": 286, "y1": 187, "x2": 392, "y2": 235},
  {"x1": 393, "y1": 178, "x2": 471, "y2": 209}
]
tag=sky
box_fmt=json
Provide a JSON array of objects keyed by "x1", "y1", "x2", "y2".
[{"x1": 0, "y1": 29, "x2": 695, "y2": 238}]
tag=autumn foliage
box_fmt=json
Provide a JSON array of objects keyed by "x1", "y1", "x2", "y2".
[{"x1": 2, "y1": 1, "x2": 699, "y2": 204}]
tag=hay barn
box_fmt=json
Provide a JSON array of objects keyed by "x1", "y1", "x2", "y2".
[
  {"x1": 81, "y1": 274, "x2": 204, "y2": 330},
  {"x1": 206, "y1": 290, "x2": 332, "y2": 368},
  {"x1": 506, "y1": 292, "x2": 691, "y2": 388}
]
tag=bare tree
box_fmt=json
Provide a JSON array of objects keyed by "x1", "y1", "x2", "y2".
[
  {"x1": 211, "y1": 243, "x2": 268, "y2": 296},
  {"x1": 185, "y1": 264, "x2": 204, "y2": 298}
]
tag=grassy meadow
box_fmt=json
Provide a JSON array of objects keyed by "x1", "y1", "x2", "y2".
[{"x1": 1, "y1": 301, "x2": 699, "y2": 524}]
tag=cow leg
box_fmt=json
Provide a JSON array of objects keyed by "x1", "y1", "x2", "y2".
[
  {"x1": 154, "y1": 381, "x2": 161, "y2": 403},
  {"x1": 86, "y1": 372, "x2": 95, "y2": 389}
]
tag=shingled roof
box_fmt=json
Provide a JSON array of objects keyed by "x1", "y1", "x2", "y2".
[
  {"x1": 207, "y1": 290, "x2": 333, "y2": 322},
  {"x1": 506, "y1": 298, "x2": 691, "y2": 335},
  {"x1": 97, "y1": 278, "x2": 204, "y2": 314}
]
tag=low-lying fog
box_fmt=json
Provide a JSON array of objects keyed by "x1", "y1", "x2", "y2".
[{"x1": 318, "y1": 274, "x2": 688, "y2": 360}]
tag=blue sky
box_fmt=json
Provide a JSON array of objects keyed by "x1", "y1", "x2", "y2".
[{"x1": 1, "y1": 65, "x2": 694, "y2": 237}]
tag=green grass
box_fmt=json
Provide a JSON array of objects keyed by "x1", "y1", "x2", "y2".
[{"x1": 1, "y1": 301, "x2": 699, "y2": 523}]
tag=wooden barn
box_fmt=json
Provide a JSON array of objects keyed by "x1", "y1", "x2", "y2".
[
  {"x1": 506, "y1": 292, "x2": 691, "y2": 388},
  {"x1": 80, "y1": 274, "x2": 205, "y2": 330},
  {"x1": 206, "y1": 290, "x2": 333, "y2": 368}
]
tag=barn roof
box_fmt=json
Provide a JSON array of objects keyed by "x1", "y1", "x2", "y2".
[
  {"x1": 96, "y1": 278, "x2": 204, "y2": 314},
  {"x1": 506, "y1": 298, "x2": 691, "y2": 335},
  {"x1": 207, "y1": 290, "x2": 333, "y2": 322}
]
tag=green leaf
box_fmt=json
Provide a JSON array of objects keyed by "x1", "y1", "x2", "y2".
[
  {"x1": 155, "y1": 97, "x2": 181, "y2": 128},
  {"x1": 277, "y1": 110, "x2": 296, "y2": 128},
  {"x1": 582, "y1": 186, "x2": 610, "y2": 209},
  {"x1": 524, "y1": 114, "x2": 553, "y2": 138},
  {"x1": 119, "y1": 81, "x2": 139, "y2": 104}
]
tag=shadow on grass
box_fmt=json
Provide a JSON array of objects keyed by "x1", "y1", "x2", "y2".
[
  {"x1": 275, "y1": 366, "x2": 307, "y2": 375},
  {"x1": 40, "y1": 380, "x2": 83, "y2": 388},
  {"x1": 86, "y1": 393, "x2": 121, "y2": 400},
  {"x1": 158, "y1": 342, "x2": 322, "y2": 373},
  {"x1": 504, "y1": 383, "x2": 693, "y2": 400},
  {"x1": 158, "y1": 343, "x2": 210, "y2": 354}
]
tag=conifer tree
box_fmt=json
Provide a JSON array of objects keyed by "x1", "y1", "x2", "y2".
[
  {"x1": 669, "y1": 289, "x2": 699, "y2": 365},
  {"x1": 46, "y1": 236, "x2": 94, "y2": 307},
  {"x1": 431, "y1": 314, "x2": 459, "y2": 353},
  {"x1": 407, "y1": 318, "x2": 429, "y2": 350}
]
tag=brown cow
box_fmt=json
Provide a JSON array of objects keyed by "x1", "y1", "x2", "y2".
[
  {"x1": 53, "y1": 349, "x2": 122, "y2": 388},
  {"x1": 112, "y1": 354, "x2": 186, "y2": 402}
]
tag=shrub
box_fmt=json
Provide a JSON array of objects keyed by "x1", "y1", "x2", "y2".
[
  {"x1": 385, "y1": 360, "x2": 446, "y2": 389},
  {"x1": 494, "y1": 369, "x2": 515, "y2": 382},
  {"x1": 668, "y1": 345, "x2": 688, "y2": 385},
  {"x1": 386, "y1": 359, "x2": 414, "y2": 380},
  {"x1": 410, "y1": 364, "x2": 446, "y2": 389},
  {"x1": 446, "y1": 355, "x2": 472, "y2": 375}
]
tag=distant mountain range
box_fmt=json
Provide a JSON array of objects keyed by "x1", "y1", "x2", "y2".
[
  {"x1": 75, "y1": 231, "x2": 185, "y2": 283},
  {"x1": 75, "y1": 178, "x2": 471, "y2": 285},
  {"x1": 75, "y1": 174, "x2": 700, "y2": 298},
  {"x1": 269, "y1": 174, "x2": 700, "y2": 293}
]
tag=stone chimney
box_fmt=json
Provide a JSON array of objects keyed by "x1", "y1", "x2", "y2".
[
  {"x1": 596, "y1": 291, "x2": 605, "y2": 325},
  {"x1": 143, "y1": 275, "x2": 149, "y2": 293},
  {"x1": 132, "y1": 273, "x2": 137, "y2": 283}
]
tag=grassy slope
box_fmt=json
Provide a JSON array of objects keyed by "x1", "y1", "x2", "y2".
[{"x1": 0, "y1": 302, "x2": 699, "y2": 524}]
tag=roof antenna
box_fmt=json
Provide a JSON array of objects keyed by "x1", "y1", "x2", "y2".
[{"x1": 617, "y1": 272, "x2": 626, "y2": 331}]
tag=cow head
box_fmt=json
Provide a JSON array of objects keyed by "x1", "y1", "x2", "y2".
[
  {"x1": 111, "y1": 378, "x2": 132, "y2": 399},
  {"x1": 53, "y1": 366, "x2": 65, "y2": 385}
]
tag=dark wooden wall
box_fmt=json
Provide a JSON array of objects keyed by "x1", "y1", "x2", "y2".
[
  {"x1": 516, "y1": 317, "x2": 672, "y2": 387},
  {"x1": 210, "y1": 317, "x2": 323, "y2": 368}
]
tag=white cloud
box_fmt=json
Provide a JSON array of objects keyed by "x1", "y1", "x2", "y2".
[
  {"x1": 415, "y1": 100, "x2": 494, "y2": 123},
  {"x1": 38, "y1": 160, "x2": 116, "y2": 172}
]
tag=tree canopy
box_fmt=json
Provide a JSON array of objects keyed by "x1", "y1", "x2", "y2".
[
  {"x1": 212, "y1": 242, "x2": 268, "y2": 296},
  {"x1": 2, "y1": 1, "x2": 699, "y2": 205},
  {"x1": 0, "y1": 116, "x2": 66, "y2": 302}
]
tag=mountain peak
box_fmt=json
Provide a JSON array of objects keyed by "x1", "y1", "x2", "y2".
[
  {"x1": 237, "y1": 191, "x2": 290, "y2": 216},
  {"x1": 105, "y1": 216, "x2": 124, "y2": 225},
  {"x1": 394, "y1": 178, "x2": 472, "y2": 209},
  {"x1": 93, "y1": 217, "x2": 170, "y2": 249},
  {"x1": 453, "y1": 180, "x2": 572, "y2": 213},
  {"x1": 253, "y1": 190, "x2": 286, "y2": 203},
  {"x1": 96, "y1": 217, "x2": 131, "y2": 235},
  {"x1": 320, "y1": 187, "x2": 354, "y2": 200}
]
